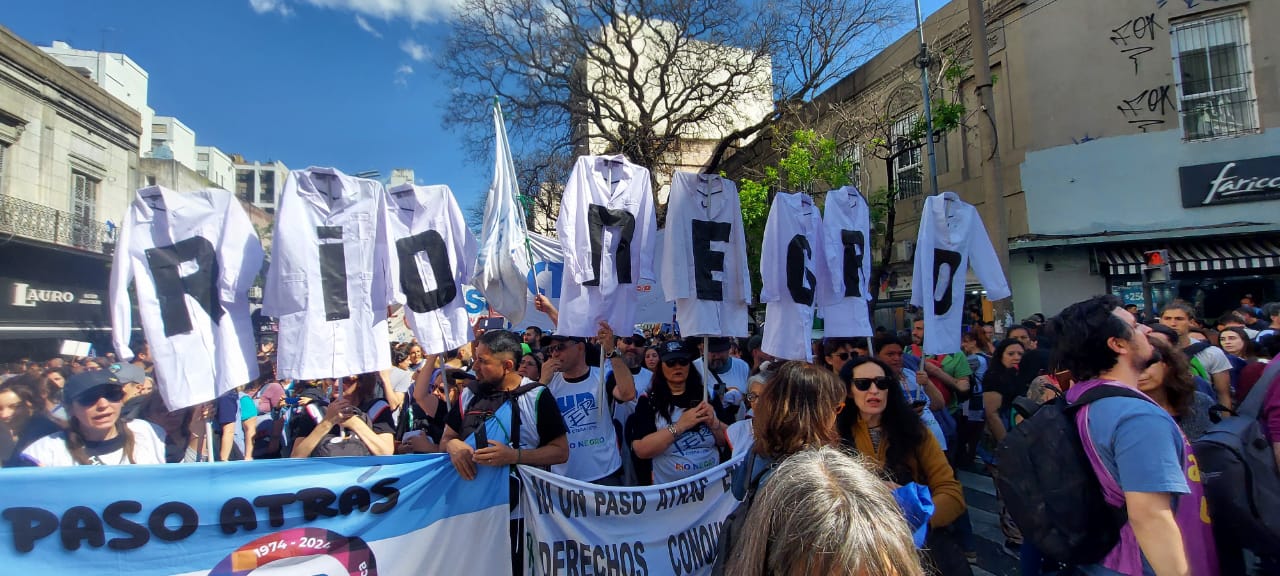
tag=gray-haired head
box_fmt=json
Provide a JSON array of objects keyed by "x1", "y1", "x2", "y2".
[{"x1": 727, "y1": 446, "x2": 925, "y2": 576}]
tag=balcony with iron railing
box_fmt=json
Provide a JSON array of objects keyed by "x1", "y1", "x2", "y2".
[{"x1": 0, "y1": 194, "x2": 115, "y2": 255}]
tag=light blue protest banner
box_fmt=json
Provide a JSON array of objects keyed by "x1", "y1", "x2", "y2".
[{"x1": 0, "y1": 454, "x2": 510, "y2": 575}]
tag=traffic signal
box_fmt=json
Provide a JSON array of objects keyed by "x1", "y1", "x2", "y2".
[{"x1": 1143, "y1": 249, "x2": 1170, "y2": 283}]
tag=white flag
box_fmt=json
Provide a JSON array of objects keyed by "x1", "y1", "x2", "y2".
[{"x1": 472, "y1": 101, "x2": 532, "y2": 325}]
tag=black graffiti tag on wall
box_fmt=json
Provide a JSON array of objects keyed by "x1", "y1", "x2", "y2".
[
  {"x1": 1117, "y1": 85, "x2": 1175, "y2": 132},
  {"x1": 1110, "y1": 13, "x2": 1163, "y2": 74}
]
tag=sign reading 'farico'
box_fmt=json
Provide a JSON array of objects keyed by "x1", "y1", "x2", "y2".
[{"x1": 1180, "y1": 155, "x2": 1280, "y2": 208}]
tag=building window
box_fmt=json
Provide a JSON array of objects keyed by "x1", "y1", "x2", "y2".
[
  {"x1": 259, "y1": 171, "x2": 276, "y2": 205},
  {"x1": 1172, "y1": 11, "x2": 1258, "y2": 141},
  {"x1": 197, "y1": 152, "x2": 210, "y2": 162},
  {"x1": 892, "y1": 112, "x2": 923, "y2": 199},
  {"x1": 152, "y1": 124, "x2": 167, "y2": 135},
  {"x1": 71, "y1": 171, "x2": 98, "y2": 248},
  {"x1": 837, "y1": 140, "x2": 862, "y2": 189},
  {"x1": 236, "y1": 170, "x2": 255, "y2": 203},
  {"x1": 146, "y1": 175, "x2": 157, "y2": 186}
]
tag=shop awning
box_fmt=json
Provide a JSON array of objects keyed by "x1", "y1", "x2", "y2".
[{"x1": 1096, "y1": 237, "x2": 1280, "y2": 276}]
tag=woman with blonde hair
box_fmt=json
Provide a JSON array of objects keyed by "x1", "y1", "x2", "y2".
[
  {"x1": 713, "y1": 361, "x2": 850, "y2": 575},
  {"x1": 726, "y1": 446, "x2": 925, "y2": 576},
  {"x1": 18, "y1": 371, "x2": 166, "y2": 467}
]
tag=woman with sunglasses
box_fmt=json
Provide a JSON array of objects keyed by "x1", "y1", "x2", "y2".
[
  {"x1": 837, "y1": 358, "x2": 965, "y2": 545},
  {"x1": 822, "y1": 339, "x2": 858, "y2": 374},
  {"x1": 17, "y1": 371, "x2": 166, "y2": 467},
  {"x1": 292, "y1": 373, "x2": 396, "y2": 458},
  {"x1": 627, "y1": 341, "x2": 727, "y2": 485}
]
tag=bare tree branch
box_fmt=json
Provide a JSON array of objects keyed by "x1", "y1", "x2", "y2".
[{"x1": 441, "y1": 0, "x2": 906, "y2": 222}]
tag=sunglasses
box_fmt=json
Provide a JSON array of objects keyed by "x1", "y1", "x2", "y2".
[
  {"x1": 852, "y1": 377, "x2": 894, "y2": 392},
  {"x1": 830, "y1": 352, "x2": 851, "y2": 361},
  {"x1": 545, "y1": 342, "x2": 576, "y2": 354},
  {"x1": 663, "y1": 358, "x2": 691, "y2": 367},
  {"x1": 76, "y1": 386, "x2": 125, "y2": 406}
]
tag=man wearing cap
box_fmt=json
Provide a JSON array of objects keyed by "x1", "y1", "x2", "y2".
[
  {"x1": 110, "y1": 362, "x2": 153, "y2": 422},
  {"x1": 608, "y1": 335, "x2": 655, "y2": 485},
  {"x1": 691, "y1": 337, "x2": 749, "y2": 423},
  {"x1": 539, "y1": 321, "x2": 635, "y2": 485},
  {"x1": 18, "y1": 370, "x2": 167, "y2": 466}
]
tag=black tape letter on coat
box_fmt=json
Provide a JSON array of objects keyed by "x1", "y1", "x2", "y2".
[
  {"x1": 317, "y1": 226, "x2": 350, "y2": 321},
  {"x1": 396, "y1": 231, "x2": 456, "y2": 313},
  {"x1": 692, "y1": 219, "x2": 731, "y2": 301},
  {"x1": 586, "y1": 204, "x2": 636, "y2": 286},
  {"x1": 932, "y1": 249, "x2": 963, "y2": 315},
  {"x1": 841, "y1": 230, "x2": 866, "y2": 298},
  {"x1": 786, "y1": 234, "x2": 816, "y2": 306},
  {"x1": 144, "y1": 236, "x2": 222, "y2": 336}
]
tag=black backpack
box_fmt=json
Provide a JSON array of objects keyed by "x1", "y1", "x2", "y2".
[
  {"x1": 995, "y1": 385, "x2": 1149, "y2": 565},
  {"x1": 711, "y1": 452, "x2": 774, "y2": 576},
  {"x1": 309, "y1": 406, "x2": 379, "y2": 458},
  {"x1": 1192, "y1": 360, "x2": 1280, "y2": 553}
]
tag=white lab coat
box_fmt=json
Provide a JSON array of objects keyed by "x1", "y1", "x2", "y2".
[
  {"x1": 556, "y1": 155, "x2": 658, "y2": 337},
  {"x1": 820, "y1": 185, "x2": 874, "y2": 338},
  {"x1": 910, "y1": 192, "x2": 1011, "y2": 355},
  {"x1": 110, "y1": 186, "x2": 262, "y2": 409},
  {"x1": 760, "y1": 192, "x2": 835, "y2": 361},
  {"x1": 385, "y1": 183, "x2": 478, "y2": 355},
  {"x1": 263, "y1": 167, "x2": 402, "y2": 380},
  {"x1": 661, "y1": 172, "x2": 752, "y2": 337}
]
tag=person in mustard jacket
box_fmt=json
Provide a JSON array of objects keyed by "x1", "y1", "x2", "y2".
[{"x1": 838, "y1": 356, "x2": 971, "y2": 575}]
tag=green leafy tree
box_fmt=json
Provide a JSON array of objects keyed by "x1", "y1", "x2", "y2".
[{"x1": 737, "y1": 129, "x2": 858, "y2": 303}]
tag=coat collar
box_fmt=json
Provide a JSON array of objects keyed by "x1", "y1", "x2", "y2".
[{"x1": 294, "y1": 166, "x2": 360, "y2": 216}]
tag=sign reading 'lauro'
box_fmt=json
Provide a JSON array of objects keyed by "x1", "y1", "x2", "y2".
[{"x1": 1180, "y1": 155, "x2": 1280, "y2": 208}]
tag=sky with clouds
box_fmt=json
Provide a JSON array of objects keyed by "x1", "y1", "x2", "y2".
[{"x1": 3, "y1": 0, "x2": 946, "y2": 212}]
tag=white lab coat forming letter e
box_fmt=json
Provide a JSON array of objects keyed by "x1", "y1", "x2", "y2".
[{"x1": 661, "y1": 172, "x2": 752, "y2": 337}]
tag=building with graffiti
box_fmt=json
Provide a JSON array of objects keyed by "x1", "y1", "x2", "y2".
[{"x1": 723, "y1": 0, "x2": 1280, "y2": 325}]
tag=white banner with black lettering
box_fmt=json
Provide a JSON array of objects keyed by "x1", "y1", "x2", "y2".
[{"x1": 518, "y1": 455, "x2": 745, "y2": 576}]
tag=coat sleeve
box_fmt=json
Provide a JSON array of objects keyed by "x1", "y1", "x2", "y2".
[
  {"x1": 660, "y1": 177, "x2": 687, "y2": 301},
  {"x1": 823, "y1": 197, "x2": 846, "y2": 297},
  {"x1": 634, "y1": 168, "x2": 658, "y2": 285},
  {"x1": 559, "y1": 158, "x2": 594, "y2": 285},
  {"x1": 857, "y1": 196, "x2": 873, "y2": 302},
  {"x1": 109, "y1": 206, "x2": 136, "y2": 360},
  {"x1": 448, "y1": 189, "x2": 480, "y2": 287},
  {"x1": 812, "y1": 205, "x2": 839, "y2": 307},
  {"x1": 261, "y1": 177, "x2": 288, "y2": 317},
  {"x1": 759, "y1": 195, "x2": 785, "y2": 304},
  {"x1": 219, "y1": 195, "x2": 264, "y2": 304},
  {"x1": 728, "y1": 182, "x2": 753, "y2": 305},
  {"x1": 910, "y1": 196, "x2": 934, "y2": 308},
  {"x1": 918, "y1": 431, "x2": 966, "y2": 527},
  {"x1": 965, "y1": 205, "x2": 1011, "y2": 301},
  {"x1": 376, "y1": 185, "x2": 405, "y2": 308}
]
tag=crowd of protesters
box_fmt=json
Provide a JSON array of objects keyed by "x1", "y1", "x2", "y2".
[{"x1": 0, "y1": 293, "x2": 1277, "y2": 576}]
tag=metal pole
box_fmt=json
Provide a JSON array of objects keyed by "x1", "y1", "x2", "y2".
[
  {"x1": 915, "y1": 0, "x2": 940, "y2": 197},
  {"x1": 205, "y1": 421, "x2": 214, "y2": 462},
  {"x1": 967, "y1": 0, "x2": 1012, "y2": 326},
  {"x1": 701, "y1": 336, "x2": 710, "y2": 405}
]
